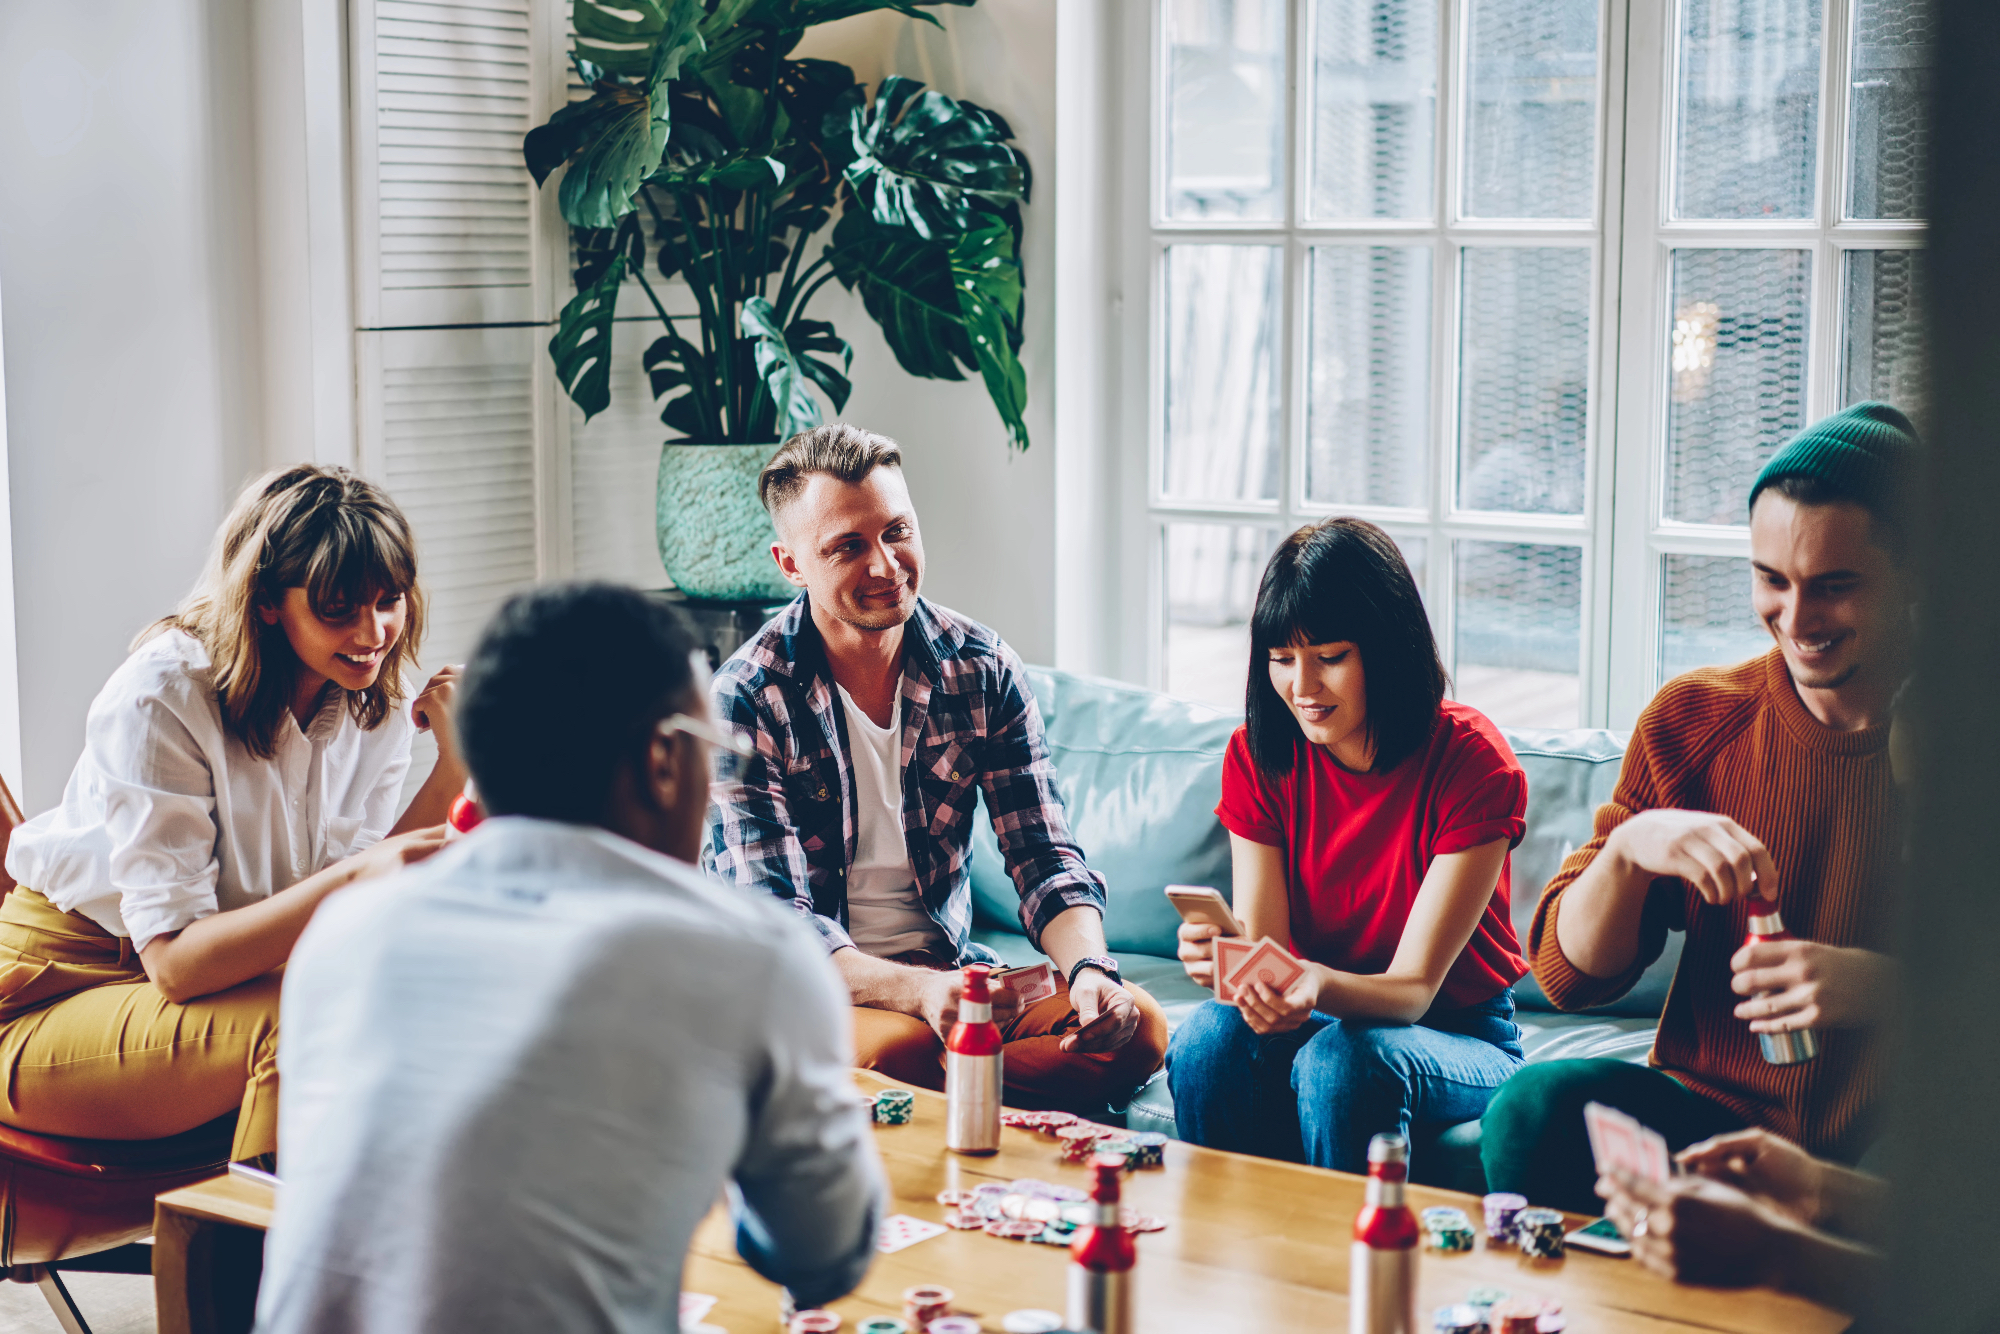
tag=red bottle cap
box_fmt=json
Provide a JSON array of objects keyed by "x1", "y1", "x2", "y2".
[
  {"x1": 1088, "y1": 1154, "x2": 1124, "y2": 1203},
  {"x1": 962, "y1": 964, "x2": 992, "y2": 1003},
  {"x1": 447, "y1": 791, "x2": 483, "y2": 833}
]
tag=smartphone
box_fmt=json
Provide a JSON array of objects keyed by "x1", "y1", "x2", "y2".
[
  {"x1": 1164, "y1": 885, "x2": 1243, "y2": 936},
  {"x1": 1564, "y1": 1215, "x2": 1631, "y2": 1257}
]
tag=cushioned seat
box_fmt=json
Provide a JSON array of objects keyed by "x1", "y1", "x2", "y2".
[{"x1": 967, "y1": 667, "x2": 1675, "y2": 1190}]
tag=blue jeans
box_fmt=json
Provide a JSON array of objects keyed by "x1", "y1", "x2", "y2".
[{"x1": 1166, "y1": 991, "x2": 1525, "y2": 1174}]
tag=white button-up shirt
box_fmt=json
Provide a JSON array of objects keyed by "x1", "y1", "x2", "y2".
[
  {"x1": 257, "y1": 818, "x2": 884, "y2": 1334},
  {"x1": 6, "y1": 629, "x2": 414, "y2": 951}
]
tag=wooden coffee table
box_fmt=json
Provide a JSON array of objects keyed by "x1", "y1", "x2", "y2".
[
  {"x1": 683, "y1": 1072, "x2": 1849, "y2": 1333},
  {"x1": 152, "y1": 1070, "x2": 1850, "y2": 1333}
]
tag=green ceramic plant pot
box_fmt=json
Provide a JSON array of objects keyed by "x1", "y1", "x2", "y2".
[{"x1": 655, "y1": 441, "x2": 795, "y2": 602}]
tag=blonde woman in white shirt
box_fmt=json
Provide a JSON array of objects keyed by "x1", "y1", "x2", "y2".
[{"x1": 0, "y1": 464, "x2": 462, "y2": 1164}]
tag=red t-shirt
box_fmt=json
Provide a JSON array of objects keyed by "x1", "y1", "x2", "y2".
[{"x1": 1216, "y1": 700, "x2": 1529, "y2": 1011}]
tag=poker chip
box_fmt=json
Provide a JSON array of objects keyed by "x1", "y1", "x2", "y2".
[
  {"x1": 1037, "y1": 1112, "x2": 1080, "y2": 1131},
  {"x1": 1465, "y1": 1286, "x2": 1510, "y2": 1311},
  {"x1": 1002, "y1": 1312, "x2": 1066, "y2": 1333},
  {"x1": 926, "y1": 1320, "x2": 983, "y2": 1334},
  {"x1": 1125, "y1": 1214, "x2": 1168, "y2": 1233},
  {"x1": 985, "y1": 1218, "x2": 1047, "y2": 1239},
  {"x1": 1042, "y1": 1183, "x2": 1088, "y2": 1202},
  {"x1": 1028, "y1": 1225, "x2": 1073, "y2": 1245},
  {"x1": 1433, "y1": 1304, "x2": 1486, "y2": 1334},
  {"x1": 1056, "y1": 1124, "x2": 1107, "y2": 1164},
  {"x1": 1482, "y1": 1192, "x2": 1527, "y2": 1245},
  {"x1": 1425, "y1": 1223, "x2": 1476, "y2": 1253},
  {"x1": 1124, "y1": 1132, "x2": 1167, "y2": 1169},
  {"x1": 792, "y1": 1313, "x2": 841, "y2": 1334},
  {"x1": 902, "y1": 1285, "x2": 954, "y2": 1328},
  {"x1": 1487, "y1": 1297, "x2": 1548, "y2": 1334},
  {"x1": 1513, "y1": 1208, "x2": 1567, "y2": 1260},
  {"x1": 942, "y1": 1210, "x2": 987, "y2": 1230},
  {"x1": 872, "y1": 1090, "x2": 915, "y2": 1126},
  {"x1": 934, "y1": 1188, "x2": 968, "y2": 1206},
  {"x1": 858, "y1": 1321, "x2": 910, "y2": 1334}
]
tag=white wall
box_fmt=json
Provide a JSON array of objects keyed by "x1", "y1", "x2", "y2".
[
  {"x1": 0, "y1": 1, "x2": 265, "y2": 811},
  {"x1": 796, "y1": 2, "x2": 1060, "y2": 666}
]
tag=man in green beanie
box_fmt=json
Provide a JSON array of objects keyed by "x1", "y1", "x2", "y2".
[{"x1": 1480, "y1": 402, "x2": 1917, "y2": 1215}]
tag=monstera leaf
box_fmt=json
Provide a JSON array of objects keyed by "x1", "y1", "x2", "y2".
[
  {"x1": 946, "y1": 218, "x2": 1027, "y2": 450},
  {"x1": 842, "y1": 76, "x2": 1027, "y2": 240},
  {"x1": 548, "y1": 256, "x2": 627, "y2": 421},
  {"x1": 524, "y1": 0, "x2": 707, "y2": 228},
  {"x1": 742, "y1": 297, "x2": 853, "y2": 439},
  {"x1": 740, "y1": 0, "x2": 973, "y2": 30}
]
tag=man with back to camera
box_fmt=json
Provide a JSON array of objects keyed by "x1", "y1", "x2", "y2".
[
  {"x1": 1479, "y1": 402, "x2": 1917, "y2": 1212},
  {"x1": 256, "y1": 583, "x2": 883, "y2": 1333},
  {"x1": 706, "y1": 424, "x2": 1169, "y2": 1112}
]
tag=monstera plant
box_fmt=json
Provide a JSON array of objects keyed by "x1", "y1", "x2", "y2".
[{"x1": 524, "y1": 0, "x2": 1031, "y2": 601}]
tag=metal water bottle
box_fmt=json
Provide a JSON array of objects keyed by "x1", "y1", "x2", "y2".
[
  {"x1": 945, "y1": 964, "x2": 1002, "y2": 1154},
  {"x1": 1350, "y1": 1133, "x2": 1419, "y2": 1334},
  {"x1": 1067, "y1": 1154, "x2": 1135, "y2": 1334},
  {"x1": 1745, "y1": 895, "x2": 1818, "y2": 1065}
]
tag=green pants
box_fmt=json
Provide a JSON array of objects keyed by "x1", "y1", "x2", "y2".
[{"x1": 1479, "y1": 1059, "x2": 1746, "y2": 1213}]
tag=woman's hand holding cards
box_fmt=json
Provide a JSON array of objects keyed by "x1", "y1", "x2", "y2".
[{"x1": 1236, "y1": 964, "x2": 1319, "y2": 1035}]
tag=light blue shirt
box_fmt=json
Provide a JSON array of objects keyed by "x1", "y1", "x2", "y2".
[{"x1": 256, "y1": 817, "x2": 884, "y2": 1333}]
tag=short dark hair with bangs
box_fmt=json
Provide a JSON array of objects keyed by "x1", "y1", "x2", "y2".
[{"x1": 1245, "y1": 518, "x2": 1447, "y2": 776}]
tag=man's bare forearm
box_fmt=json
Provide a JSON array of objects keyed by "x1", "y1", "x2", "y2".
[
  {"x1": 1037, "y1": 904, "x2": 1109, "y2": 979},
  {"x1": 1551, "y1": 828, "x2": 1655, "y2": 979},
  {"x1": 831, "y1": 946, "x2": 930, "y2": 1015}
]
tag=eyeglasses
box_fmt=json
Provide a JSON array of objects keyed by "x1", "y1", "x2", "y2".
[{"x1": 658, "y1": 713, "x2": 754, "y2": 757}]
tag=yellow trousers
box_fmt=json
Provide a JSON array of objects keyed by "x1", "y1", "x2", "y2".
[{"x1": 0, "y1": 889, "x2": 278, "y2": 1161}]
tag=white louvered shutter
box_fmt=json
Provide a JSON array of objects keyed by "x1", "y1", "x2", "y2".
[{"x1": 351, "y1": 0, "x2": 565, "y2": 675}]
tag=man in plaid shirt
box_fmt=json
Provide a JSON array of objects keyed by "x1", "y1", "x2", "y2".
[{"x1": 705, "y1": 426, "x2": 1168, "y2": 1112}]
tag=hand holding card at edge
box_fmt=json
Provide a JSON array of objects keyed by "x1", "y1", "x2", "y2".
[{"x1": 1213, "y1": 935, "x2": 1305, "y2": 1004}]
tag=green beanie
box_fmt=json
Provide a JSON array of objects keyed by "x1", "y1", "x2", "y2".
[{"x1": 1748, "y1": 401, "x2": 1920, "y2": 518}]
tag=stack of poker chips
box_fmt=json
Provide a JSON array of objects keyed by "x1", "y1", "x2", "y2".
[
  {"x1": 926, "y1": 1320, "x2": 982, "y2": 1334},
  {"x1": 1486, "y1": 1296, "x2": 1563, "y2": 1333},
  {"x1": 1512, "y1": 1207, "x2": 1567, "y2": 1259},
  {"x1": 1420, "y1": 1206, "x2": 1476, "y2": 1253},
  {"x1": 1464, "y1": 1286, "x2": 1510, "y2": 1314},
  {"x1": 1431, "y1": 1304, "x2": 1486, "y2": 1334},
  {"x1": 1482, "y1": 1192, "x2": 1526, "y2": 1246},
  {"x1": 1123, "y1": 1132, "x2": 1167, "y2": 1169},
  {"x1": 792, "y1": 1314, "x2": 841, "y2": 1334},
  {"x1": 903, "y1": 1286, "x2": 954, "y2": 1328},
  {"x1": 872, "y1": 1089, "x2": 915, "y2": 1125},
  {"x1": 1056, "y1": 1124, "x2": 1108, "y2": 1163},
  {"x1": 857, "y1": 1321, "x2": 909, "y2": 1334},
  {"x1": 1000, "y1": 1312, "x2": 1067, "y2": 1333}
]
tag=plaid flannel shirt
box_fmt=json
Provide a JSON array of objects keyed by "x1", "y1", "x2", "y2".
[{"x1": 704, "y1": 594, "x2": 1106, "y2": 963}]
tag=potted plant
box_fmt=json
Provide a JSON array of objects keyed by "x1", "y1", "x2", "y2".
[{"x1": 524, "y1": 0, "x2": 1032, "y2": 601}]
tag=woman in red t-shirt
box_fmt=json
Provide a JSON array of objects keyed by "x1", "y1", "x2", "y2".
[{"x1": 1165, "y1": 517, "x2": 1530, "y2": 1173}]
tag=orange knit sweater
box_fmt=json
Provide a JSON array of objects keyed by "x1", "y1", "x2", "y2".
[{"x1": 1530, "y1": 650, "x2": 1901, "y2": 1160}]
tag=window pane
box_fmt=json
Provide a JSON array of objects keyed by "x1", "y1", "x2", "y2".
[
  {"x1": 1165, "y1": 521, "x2": 1279, "y2": 711},
  {"x1": 1166, "y1": 0, "x2": 1287, "y2": 221},
  {"x1": 1306, "y1": 246, "x2": 1432, "y2": 508},
  {"x1": 1673, "y1": 0, "x2": 1823, "y2": 220},
  {"x1": 1453, "y1": 540, "x2": 1582, "y2": 728},
  {"x1": 1164, "y1": 245, "x2": 1284, "y2": 505},
  {"x1": 1457, "y1": 247, "x2": 1591, "y2": 515},
  {"x1": 1665, "y1": 249, "x2": 1811, "y2": 527},
  {"x1": 1461, "y1": 0, "x2": 1601, "y2": 219},
  {"x1": 1843, "y1": 249, "x2": 1928, "y2": 423},
  {"x1": 1847, "y1": 0, "x2": 1933, "y2": 220},
  {"x1": 1308, "y1": 0, "x2": 1437, "y2": 220},
  {"x1": 1660, "y1": 554, "x2": 1772, "y2": 682}
]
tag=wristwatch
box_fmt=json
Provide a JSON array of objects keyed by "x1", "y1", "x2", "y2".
[{"x1": 1068, "y1": 955, "x2": 1122, "y2": 988}]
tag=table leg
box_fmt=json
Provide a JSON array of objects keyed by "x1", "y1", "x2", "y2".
[{"x1": 152, "y1": 1204, "x2": 264, "y2": 1334}]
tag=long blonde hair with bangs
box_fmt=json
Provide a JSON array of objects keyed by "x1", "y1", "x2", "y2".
[{"x1": 140, "y1": 464, "x2": 427, "y2": 759}]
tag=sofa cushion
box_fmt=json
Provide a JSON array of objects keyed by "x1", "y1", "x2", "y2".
[{"x1": 967, "y1": 668, "x2": 1237, "y2": 959}]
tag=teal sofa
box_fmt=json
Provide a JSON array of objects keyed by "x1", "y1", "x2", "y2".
[{"x1": 967, "y1": 667, "x2": 1679, "y2": 1192}]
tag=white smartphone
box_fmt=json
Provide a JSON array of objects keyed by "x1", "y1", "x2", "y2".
[
  {"x1": 1164, "y1": 885, "x2": 1243, "y2": 937},
  {"x1": 1564, "y1": 1216, "x2": 1632, "y2": 1257}
]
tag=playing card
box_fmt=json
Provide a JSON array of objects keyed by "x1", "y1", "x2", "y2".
[
  {"x1": 991, "y1": 961, "x2": 1057, "y2": 1007},
  {"x1": 1224, "y1": 937, "x2": 1306, "y2": 1000},
  {"x1": 1584, "y1": 1101, "x2": 1667, "y2": 1185},
  {"x1": 1213, "y1": 936, "x2": 1258, "y2": 1003},
  {"x1": 679, "y1": 1293, "x2": 718, "y2": 1328},
  {"x1": 876, "y1": 1214, "x2": 948, "y2": 1253}
]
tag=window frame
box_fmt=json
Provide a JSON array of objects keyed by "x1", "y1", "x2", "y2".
[{"x1": 1123, "y1": 0, "x2": 1923, "y2": 730}]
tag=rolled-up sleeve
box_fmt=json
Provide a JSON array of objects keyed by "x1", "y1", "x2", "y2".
[
  {"x1": 979, "y1": 647, "x2": 1106, "y2": 951},
  {"x1": 706, "y1": 673, "x2": 854, "y2": 953},
  {"x1": 731, "y1": 935, "x2": 883, "y2": 1305},
  {"x1": 100, "y1": 691, "x2": 223, "y2": 953}
]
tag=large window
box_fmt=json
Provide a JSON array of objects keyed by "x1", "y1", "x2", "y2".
[{"x1": 1141, "y1": 0, "x2": 1928, "y2": 728}]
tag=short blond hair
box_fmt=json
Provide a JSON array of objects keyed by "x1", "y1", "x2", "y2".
[
  {"x1": 758, "y1": 424, "x2": 903, "y2": 518},
  {"x1": 140, "y1": 464, "x2": 426, "y2": 760}
]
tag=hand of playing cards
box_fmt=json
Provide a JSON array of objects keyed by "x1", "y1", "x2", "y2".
[
  {"x1": 1212, "y1": 936, "x2": 1306, "y2": 1005},
  {"x1": 1584, "y1": 1101, "x2": 1673, "y2": 1187},
  {"x1": 989, "y1": 962, "x2": 1057, "y2": 1008}
]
